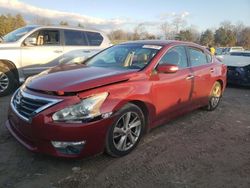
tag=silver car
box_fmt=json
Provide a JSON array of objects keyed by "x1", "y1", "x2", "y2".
[{"x1": 0, "y1": 25, "x2": 111, "y2": 96}]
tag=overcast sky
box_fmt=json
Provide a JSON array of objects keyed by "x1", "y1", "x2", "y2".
[{"x1": 0, "y1": 0, "x2": 249, "y2": 33}]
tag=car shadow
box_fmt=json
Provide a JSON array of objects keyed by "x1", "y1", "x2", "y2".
[{"x1": 226, "y1": 83, "x2": 250, "y2": 90}]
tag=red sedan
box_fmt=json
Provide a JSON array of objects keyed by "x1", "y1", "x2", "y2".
[{"x1": 6, "y1": 40, "x2": 227, "y2": 158}]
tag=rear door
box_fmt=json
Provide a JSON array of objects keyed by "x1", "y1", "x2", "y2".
[
  {"x1": 188, "y1": 47, "x2": 214, "y2": 105},
  {"x1": 62, "y1": 30, "x2": 104, "y2": 63}
]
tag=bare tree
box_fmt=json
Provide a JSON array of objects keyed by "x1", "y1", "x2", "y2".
[
  {"x1": 237, "y1": 27, "x2": 250, "y2": 49},
  {"x1": 172, "y1": 16, "x2": 187, "y2": 33},
  {"x1": 77, "y1": 23, "x2": 84, "y2": 28},
  {"x1": 234, "y1": 21, "x2": 245, "y2": 44},
  {"x1": 200, "y1": 29, "x2": 214, "y2": 46},
  {"x1": 109, "y1": 29, "x2": 127, "y2": 41},
  {"x1": 133, "y1": 23, "x2": 148, "y2": 40},
  {"x1": 31, "y1": 16, "x2": 51, "y2": 25},
  {"x1": 220, "y1": 20, "x2": 235, "y2": 30},
  {"x1": 59, "y1": 21, "x2": 69, "y2": 26},
  {"x1": 160, "y1": 21, "x2": 175, "y2": 39}
]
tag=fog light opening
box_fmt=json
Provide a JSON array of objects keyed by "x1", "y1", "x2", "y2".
[{"x1": 51, "y1": 141, "x2": 86, "y2": 155}]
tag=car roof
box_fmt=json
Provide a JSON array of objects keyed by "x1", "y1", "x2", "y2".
[
  {"x1": 120, "y1": 40, "x2": 198, "y2": 47},
  {"x1": 231, "y1": 51, "x2": 250, "y2": 54},
  {"x1": 27, "y1": 25, "x2": 105, "y2": 34},
  {"x1": 230, "y1": 46, "x2": 244, "y2": 48}
]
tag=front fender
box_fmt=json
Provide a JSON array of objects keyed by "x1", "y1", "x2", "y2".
[
  {"x1": 77, "y1": 80, "x2": 156, "y2": 127},
  {"x1": 107, "y1": 81, "x2": 156, "y2": 128}
]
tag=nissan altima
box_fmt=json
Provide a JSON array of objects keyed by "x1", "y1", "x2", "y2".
[{"x1": 6, "y1": 40, "x2": 227, "y2": 158}]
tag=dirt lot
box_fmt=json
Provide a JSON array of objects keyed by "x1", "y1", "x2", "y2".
[{"x1": 0, "y1": 86, "x2": 250, "y2": 188}]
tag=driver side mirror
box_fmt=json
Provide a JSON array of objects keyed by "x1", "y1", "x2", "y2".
[
  {"x1": 24, "y1": 37, "x2": 37, "y2": 46},
  {"x1": 156, "y1": 64, "x2": 179, "y2": 74}
]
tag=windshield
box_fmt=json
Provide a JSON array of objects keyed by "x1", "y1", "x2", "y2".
[
  {"x1": 216, "y1": 48, "x2": 223, "y2": 55},
  {"x1": 85, "y1": 44, "x2": 161, "y2": 70},
  {"x1": 3, "y1": 26, "x2": 38, "y2": 42},
  {"x1": 230, "y1": 52, "x2": 250, "y2": 57},
  {"x1": 231, "y1": 47, "x2": 244, "y2": 51}
]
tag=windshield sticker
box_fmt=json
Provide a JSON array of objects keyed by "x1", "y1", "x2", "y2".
[{"x1": 142, "y1": 45, "x2": 162, "y2": 50}]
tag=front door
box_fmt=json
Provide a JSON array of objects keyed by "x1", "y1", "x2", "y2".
[
  {"x1": 152, "y1": 45, "x2": 193, "y2": 124},
  {"x1": 21, "y1": 29, "x2": 63, "y2": 77}
]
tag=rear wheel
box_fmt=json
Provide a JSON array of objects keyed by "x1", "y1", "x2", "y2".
[
  {"x1": 105, "y1": 103, "x2": 145, "y2": 157},
  {"x1": 206, "y1": 81, "x2": 222, "y2": 111},
  {"x1": 0, "y1": 66, "x2": 17, "y2": 97}
]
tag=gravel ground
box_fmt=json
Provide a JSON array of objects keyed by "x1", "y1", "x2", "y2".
[{"x1": 0, "y1": 86, "x2": 250, "y2": 188}]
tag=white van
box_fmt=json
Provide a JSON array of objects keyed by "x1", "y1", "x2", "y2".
[
  {"x1": 0, "y1": 25, "x2": 111, "y2": 96},
  {"x1": 223, "y1": 46, "x2": 244, "y2": 54}
]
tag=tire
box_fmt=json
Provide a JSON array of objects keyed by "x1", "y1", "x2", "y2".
[
  {"x1": 206, "y1": 81, "x2": 222, "y2": 111},
  {"x1": 105, "y1": 103, "x2": 145, "y2": 157},
  {"x1": 0, "y1": 65, "x2": 17, "y2": 97}
]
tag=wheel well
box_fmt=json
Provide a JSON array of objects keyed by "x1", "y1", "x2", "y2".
[
  {"x1": 0, "y1": 60, "x2": 19, "y2": 83},
  {"x1": 216, "y1": 79, "x2": 224, "y2": 89},
  {"x1": 129, "y1": 100, "x2": 150, "y2": 133}
]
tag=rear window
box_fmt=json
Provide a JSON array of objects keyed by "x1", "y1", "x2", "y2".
[
  {"x1": 64, "y1": 30, "x2": 88, "y2": 46},
  {"x1": 85, "y1": 31, "x2": 103, "y2": 46}
]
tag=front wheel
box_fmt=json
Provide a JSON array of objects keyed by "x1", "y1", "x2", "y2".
[
  {"x1": 206, "y1": 81, "x2": 222, "y2": 111},
  {"x1": 105, "y1": 103, "x2": 145, "y2": 157},
  {"x1": 0, "y1": 66, "x2": 17, "y2": 97}
]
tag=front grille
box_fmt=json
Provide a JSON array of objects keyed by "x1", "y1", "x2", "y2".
[
  {"x1": 227, "y1": 66, "x2": 236, "y2": 71},
  {"x1": 245, "y1": 65, "x2": 250, "y2": 78},
  {"x1": 227, "y1": 66, "x2": 238, "y2": 77},
  {"x1": 11, "y1": 89, "x2": 62, "y2": 122}
]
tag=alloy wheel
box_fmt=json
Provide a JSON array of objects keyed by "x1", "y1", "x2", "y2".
[
  {"x1": 113, "y1": 111, "x2": 142, "y2": 151},
  {"x1": 0, "y1": 71, "x2": 9, "y2": 92},
  {"x1": 210, "y1": 82, "x2": 221, "y2": 108}
]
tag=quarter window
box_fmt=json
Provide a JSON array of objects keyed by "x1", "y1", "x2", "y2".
[
  {"x1": 85, "y1": 32, "x2": 103, "y2": 46},
  {"x1": 159, "y1": 46, "x2": 188, "y2": 68},
  {"x1": 64, "y1": 30, "x2": 88, "y2": 46},
  {"x1": 189, "y1": 48, "x2": 207, "y2": 66}
]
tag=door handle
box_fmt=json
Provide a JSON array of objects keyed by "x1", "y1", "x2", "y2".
[
  {"x1": 186, "y1": 75, "x2": 194, "y2": 80},
  {"x1": 83, "y1": 50, "x2": 91, "y2": 53},
  {"x1": 54, "y1": 50, "x2": 63, "y2": 53},
  {"x1": 210, "y1": 68, "x2": 215, "y2": 73}
]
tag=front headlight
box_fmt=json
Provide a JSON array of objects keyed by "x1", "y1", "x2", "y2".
[
  {"x1": 238, "y1": 67, "x2": 245, "y2": 72},
  {"x1": 52, "y1": 92, "x2": 108, "y2": 122}
]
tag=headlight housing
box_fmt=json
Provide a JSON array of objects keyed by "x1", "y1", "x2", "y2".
[{"x1": 52, "y1": 92, "x2": 108, "y2": 122}]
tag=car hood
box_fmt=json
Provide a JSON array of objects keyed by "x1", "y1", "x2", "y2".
[
  {"x1": 221, "y1": 55, "x2": 250, "y2": 67},
  {"x1": 0, "y1": 42, "x2": 19, "y2": 48},
  {"x1": 25, "y1": 64, "x2": 137, "y2": 93}
]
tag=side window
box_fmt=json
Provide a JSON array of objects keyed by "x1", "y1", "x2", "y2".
[
  {"x1": 85, "y1": 32, "x2": 103, "y2": 46},
  {"x1": 159, "y1": 46, "x2": 188, "y2": 68},
  {"x1": 206, "y1": 53, "x2": 212, "y2": 63},
  {"x1": 64, "y1": 30, "x2": 88, "y2": 46},
  {"x1": 28, "y1": 30, "x2": 60, "y2": 46},
  {"x1": 189, "y1": 48, "x2": 208, "y2": 66}
]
